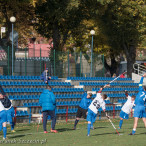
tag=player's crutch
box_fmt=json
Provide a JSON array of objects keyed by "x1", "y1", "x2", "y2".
[{"x1": 107, "y1": 117, "x2": 121, "y2": 136}]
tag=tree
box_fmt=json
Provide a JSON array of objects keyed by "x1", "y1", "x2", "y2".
[
  {"x1": 95, "y1": 0, "x2": 145, "y2": 77},
  {"x1": 35, "y1": 0, "x2": 89, "y2": 51},
  {"x1": 0, "y1": 0, "x2": 35, "y2": 47},
  {"x1": 0, "y1": 0, "x2": 35, "y2": 75}
]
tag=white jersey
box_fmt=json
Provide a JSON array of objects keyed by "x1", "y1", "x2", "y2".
[
  {"x1": 121, "y1": 96, "x2": 135, "y2": 114},
  {"x1": 88, "y1": 92, "x2": 106, "y2": 114},
  {"x1": 0, "y1": 101, "x2": 5, "y2": 112}
]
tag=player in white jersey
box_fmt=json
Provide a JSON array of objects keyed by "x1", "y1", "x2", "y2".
[
  {"x1": 118, "y1": 91, "x2": 135, "y2": 129},
  {"x1": 87, "y1": 84, "x2": 110, "y2": 136},
  {"x1": 0, "y1": 85, "x2": 16, "y2": 132},
  {"x1": 0, "y1": 93, "x2": 7, "y2": 140}
]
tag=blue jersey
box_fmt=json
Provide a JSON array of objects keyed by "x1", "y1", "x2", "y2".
[
  {"x1": 79, "y1": 93, "x2": 92, "y2": 110},
  {"x1": 135, "y1": 77, "x2": 146, "y2": 106}
]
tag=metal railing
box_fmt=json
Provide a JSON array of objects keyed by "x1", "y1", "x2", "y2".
[{"x1": 133, "y1": 63, "x2": 146, "y2": 76}]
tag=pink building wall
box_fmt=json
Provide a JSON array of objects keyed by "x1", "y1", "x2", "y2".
[{"x1": 28, "y1": 44, "x2": 51, "y2": 57}]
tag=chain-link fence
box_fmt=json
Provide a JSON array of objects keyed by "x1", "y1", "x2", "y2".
[{"x1": 0, "y1": 46, "x2": 105, "y2": 77}]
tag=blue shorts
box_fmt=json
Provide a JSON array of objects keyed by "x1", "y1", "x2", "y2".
[
  {"x1": 0, "y1": 110, "x2": 7, "y2": 125},
  {"x1": 6, "y1": 107, "x2": 15, "y2": 124},
  {"x1": 120, "y1": 110, "x2": 129, "y2": 119},
  {"x1": 86, "y1": 109, "x2": 97, "y2": 123},
  {"x1": 134, "y1": 106, "x2": 146, "y2": 118}
]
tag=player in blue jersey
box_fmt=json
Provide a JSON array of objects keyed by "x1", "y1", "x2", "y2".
[
  {"x1": 118, "y1": 90, "x2": 135, "y2": 129},
  {"x1": 129, "y1": 74, "x2": 146, "y2": 135},
  {"x1": 73, "y1": 92, "x2": 92, "y2": 130},
  {"x1": 0, "y1": 93, "x2": 7, "y2": 140}
]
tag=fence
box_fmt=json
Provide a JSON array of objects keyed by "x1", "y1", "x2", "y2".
[{"x1": 0, "y1": 46, "x2": 105, "y2": 78}]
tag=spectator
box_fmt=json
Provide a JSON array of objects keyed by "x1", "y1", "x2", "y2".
[
  {"x1": 39, "y1": 85, "x2": 57, "y2": 133},
  {"x1": 40, "y1": 68, "x2": 51, "y2": 83},
  {"x1": 112, "y1": 73, "x2": 116, "y2": 78},
  {"x1": 120, "y1": 70, "x2": 126, "y2": 78}
]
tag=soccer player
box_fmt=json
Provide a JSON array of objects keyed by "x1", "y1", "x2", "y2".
[
  {"x1": 0, "y1": 85, "x2": 15, "y2": 132},
  {"x1": 73, "y1": 92, "x2": 92, "y2": 130},
  {"x1": 118, "y1": 91, "x2": 135, "y2": 129},
  {"x1": 0, "y1": 93, "x2": 7, "y2": 140},
  {"x1": 87, "y1": 84, "x2": 110, "y2": 136},
  {"x1": 129, "y1": 73, "x2": 146, "y2": 135}
]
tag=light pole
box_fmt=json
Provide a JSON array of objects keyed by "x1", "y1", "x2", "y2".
[
  {"x1": 10, "y1": 16, "x2": 16, "y2": 76},
  {"x1": 90, "y1": 30, "x2": 95, "y2": 77}
]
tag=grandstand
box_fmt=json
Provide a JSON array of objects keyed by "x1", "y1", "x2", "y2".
[{"x1": 0, "y1": 75, "x2": 140, "y2": 124}]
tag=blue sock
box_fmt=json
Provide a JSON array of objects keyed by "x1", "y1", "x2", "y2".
[
  {"x1": 119, "y1": 120, "x2": 123, "y2": 129},
  {"x1": 0, "y1": 124, "x2": 2, "y2": 131},
  {"x1": 3, "y1": 127, "x2": 7, "y2": 138},
  {"x1": 11, "y1": 122, "x2": 15, "y2": 130},
  {"x1": 91, "y1": 122, "x2": 93, "y2": 127},
  {"x1": 132, "y1": 130, "x2": 136, "y2": 134},
  {"x1": 87, "y1": 124, "x2": 91, "y2": 136}
]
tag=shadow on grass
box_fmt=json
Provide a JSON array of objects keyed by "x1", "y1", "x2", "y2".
[
  {"x1": 92, "y1": 132, "x2": 123, "y2": 136},
  {"x1": 136, "y1": 132, "x2": 146, "y2": 135},
  {"x1": 94, "y1": 127, "x2": 107, "y2": 129},
  {"x1": 127, "y1": 126, "x2": 145, "y2": 129},
  {"x1": 57, "y1": 128, "x2": 74, "y2": 132},
  {"x1": 9, "y1": 133, "x2": 32, "y2": 139},
  {"x1": 15, "y1": 129, "x2": 30, "y2": 132},
  {"x1": 9, "y1": 135, "x2": 26, "y2": 139}
]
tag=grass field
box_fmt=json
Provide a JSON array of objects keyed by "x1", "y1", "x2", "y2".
[{"x1": 0, "y1": 118, "x2": 145, "y2": 146}]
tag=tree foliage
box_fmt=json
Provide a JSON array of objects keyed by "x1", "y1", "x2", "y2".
[
  {"x1": 95, "y1": 0, "x2": 145, "y2": 77},
  {"x1": 35, "y1": 0, "x2": 86, "y2": 50},
  {"x1": 0, "y1": 0, "x2": 145, "y2": 77},
  {"x1": 0, "y1": 0, "x2": 34, "y2": 47}
]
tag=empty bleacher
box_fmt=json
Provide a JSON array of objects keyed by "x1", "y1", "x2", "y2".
[{"x1": 0, "y1": 75, "x2": 141, "y2": 123}]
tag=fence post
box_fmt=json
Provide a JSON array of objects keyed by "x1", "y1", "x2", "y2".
[
  {"x1": 54, "y1": 49, "x2": 55, "y2": 76},
  {"x1": 68, "y1": 50, "x2": 70, "y2": 77},
  {"x1": 40, "y1": 47, "x2": 41, "y2": 74},
  {"x1": 75, "y1": 52, "x2": 76, "y2": 77},
  {"x1": 25, "y1": 48, "x2": 27, "y2": 76},
  {"x1": 102, "y1": 54, "x2": 105, "y2": 77},
  {"x1": 8, "y1": 46, "x2": 10, "y2": 75},
  {"x1": 80, "y1": 51, "x2": 82, "y2": 77}
]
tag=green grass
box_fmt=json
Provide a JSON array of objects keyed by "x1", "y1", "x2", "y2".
[{"x1": 0, "y1": 118, "x2": 145, "y2": 146}]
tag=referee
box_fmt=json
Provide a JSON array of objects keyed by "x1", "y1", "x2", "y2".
[{"x1": 73, "y1": 92, "x2": 92, "y2": 130}]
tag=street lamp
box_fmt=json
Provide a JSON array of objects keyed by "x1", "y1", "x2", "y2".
[
  {"x1": 90, "y1": 30, "x2": 95, "y2": 77},
  {"x1": 10, "y1": 16, "x2": 16, "y2": 76}
]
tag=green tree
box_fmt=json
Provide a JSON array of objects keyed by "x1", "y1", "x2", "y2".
[
  {"x1": 0, "y1": 0, "x2": 34, "y2": 47},
  {"x1": 0, "y1": 0, "x2": 35, "y2": 75},
  {"x1": 35, "y1": 0, "x2": 88, "y2": 51},
  {"x1": 95, "y1": 0, "x2": 145, "y2": 77}
]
